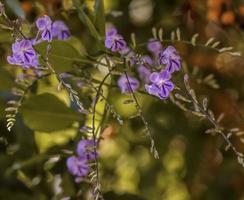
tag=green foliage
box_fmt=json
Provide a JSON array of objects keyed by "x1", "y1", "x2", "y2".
[
  {"x1": 20, "y1": 93, "x2": 81, "y2": 132},
  {"x1": 93, "y1": 0, "x2": 106, "y2": 38},
  {"x1": 72, "y1": 0, "x2": 102, "y2": 41},
  {"x1": 0, "y1": 68, "x2": 14, "y2": 91},
  {"x1": 0, "y1": 31, "x2": 12, "y2": 43},
  {"x1": 35, "y1": 40, "x2": 82, "y2": 73}
]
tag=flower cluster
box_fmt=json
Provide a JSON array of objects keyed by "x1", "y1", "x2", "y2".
[
  {"x1": 7, "y1": 15, "x2": 70, "y2": 69},
  {"x1": 145, "y1": 45, "x2": 181, "y2": 99},
  {"x1": 105, "y1": 26, "x2": 141, "y2": 94},
  {"x1": 66, "y1": 139, "x2": 97, "y2": 182},
  {"x1": 137, "y1": 49, "x2": 162, "y2": 84},
  {"x1": 36, "y1": 15, "x2": 71, "y2": 42},
  {"x1": 104, "y1": 27, "x2": 181, "y2": 99},
  {"x1": 36, "y1": 15, "x2": 52, "y2": 42},
  {"x1": 7, "y1": 39, "x2": 39, "y2": 69}
]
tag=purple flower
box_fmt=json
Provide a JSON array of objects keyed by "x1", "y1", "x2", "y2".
[
  {"x1": 119, "y1": 47, "x2": 138, "y2": 65},
  {"x1": 36, "y1": 15, "x2": 52, "y2": 41},
  {"x1": 118, "y1": 75, "x2": 139, "y2": 93},
  {"x1": 145, "y1": 70, "x2": 174, "y2": 100},
  {"x1": 106, "y1": 27, "x2": 117, "y2": 37},
  {"x1": 138, "y1": 66, "x2": 151, "y2": 83},
  {"x1": 66, "y1": 156, "x2": 89, "y2": 182},
  {"x1": 127, "y1": 51, "x2": 138, "y2": 65},
  {"x1": 118, "y1": 48, "x2": 137, "y2": 66},
  {"x1": 159, "y1": 46, "x2": 181, "y2": 73},
  {"x1": 7, "y1": 39, "x2": 39, "y2": 69},
  {"x1": 147, "y1": 39, "x2": 162, "y2": 54},
  {"x1": 77, "y1": 139, "x2": 97, "y2": 161},
  {"x1": 142, "y1": 55, "x2": 154, "y2": 66},
  {"x1": 105, "y1": 28, "x2": 127, "y2": 52},
  {"x1": 67, "y1": 139, "x2": 98, "y2": 183},
  {"x1": 51, "y1": 20, "x2": 70, "y2": 40},
  {"x1": 119, "y1": 46, "x2": 131, "y2": 55}
]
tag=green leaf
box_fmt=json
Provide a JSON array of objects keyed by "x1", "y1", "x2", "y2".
[
  {"x1": 0, "y1": 31, "x2": 12, "y2": 43},
  {"x1": 35, "y1": 127, "x2": 77, "y2": 153},
  {"x1": 72, "y1": 0, "x2": 101, "y2": 41},
  {"x1": 20, "y1": 93, "x2": 82, "y2": 132},
  {"x1": 0, "y1": 68, "x2": 14, "y2": 91},
  {"x1": 94, "y1": 0, "x2": 105, "y2": 38},
  {"x1": 35, "y1": 40, "x2": 82, "y2": 73},
  {"x1": 5, "y1": 0, "x2": 25, "y2": 19}
]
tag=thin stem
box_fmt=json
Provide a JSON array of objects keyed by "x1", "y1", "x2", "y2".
[
  {"x1": 136, "y1": 38, "x2": 243, "y2": 58},
  {"x1": 91, "y1": 70, "x2": 112, "y2": 199},
  {"x1": 123, "y1": 62, "x2": 159, "y2": 159}
]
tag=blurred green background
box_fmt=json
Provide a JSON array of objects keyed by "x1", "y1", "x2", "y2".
[{"x1": 0, "y1": 0, "x2": 244, "y2": 199}]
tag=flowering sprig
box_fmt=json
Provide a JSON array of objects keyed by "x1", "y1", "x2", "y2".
[
  {"x1": 103, "y1": 25, "x2": 244, "y2": 168},
  {"x1": 3, "y1": 12, "x2": 101, "y2": 197},
  {"x1": 171, "y1": 74, "x2": 244, "y2": 167},
  {"x1": 67, "y1": 139, "x2": 97, "y2": 183},
  {"x1": 104, "y1": 26, "x2": 181, "y2": 100},
  {"x1": 1, "y1": 2, "x2": 244, "y2": 199},
  {"x1": 36, "y1": 15, "x2": 53, "y2": 42},
  {"x1": 7, "y1": 15, "x2": 71, "y2": 70},
  {"x1": 141, "y1": 47, "x2": 181, "y2": 99},
  {"x1": 36, "y1": 16, "x2": 71, "y2": 43}
]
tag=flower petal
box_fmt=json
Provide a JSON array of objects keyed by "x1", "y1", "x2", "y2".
[
  {"x1": 159, "y1": 70, "x2": 171, "y2": 81},
  {"x1": 149, "y1": 72, "x2": 160, "y2": 83}
]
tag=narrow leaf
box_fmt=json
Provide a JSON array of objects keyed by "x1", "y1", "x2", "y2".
[
  {"x1": 158, "y1": 28, "x2": 163, "y2": 41},
  {"x1": 73, "y1": 0, "x2": 101, "y2": 41},
  {"x1": 176, "y1": 28, "x2": 181, "y2": 40},
  {"x1": 191, "y1": 33, "x2": 199, "y2": 46},
  {"x1": 152, "y1": 27, "x2": 157, "y2": 39},
  {"x1": 205, "y1": 37, "x2": 215, "y2": 46},
  {"x1": 93, "y1": 0, "x2": 105, "y2": 37},
  {"x1": 211, "y1": 41, "x2": 220, "y2": 48}
]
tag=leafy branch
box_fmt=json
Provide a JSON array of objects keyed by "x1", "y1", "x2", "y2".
[
  {"x1": 137, "y1": 27, "x2": 242, "y2": 57},
  {"x1": 5, "y1": 73, "x2": 51, "y2": 132},
  {"x1": 172, "y1": 74, "x2": 244, "y2": 167}
]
